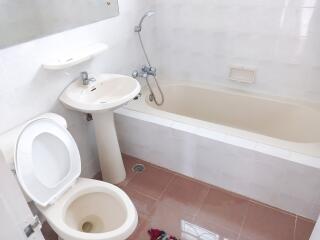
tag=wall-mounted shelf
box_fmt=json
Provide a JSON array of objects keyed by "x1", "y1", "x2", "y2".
[{"x1": 42, "y1": 43, "x2": 108, "y2": 70}]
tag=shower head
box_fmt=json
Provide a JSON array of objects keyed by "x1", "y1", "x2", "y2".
[
  {"x1": 145, "y1": 11, "x2": 155, "y2": 17},
  {"x1": 135, "y1": 10, "x2": 155, "y2": 33}
]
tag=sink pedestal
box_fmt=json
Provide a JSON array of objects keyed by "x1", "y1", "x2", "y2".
[{"x1": 92, "y1": 111, "x2": 126, "y2": 184}]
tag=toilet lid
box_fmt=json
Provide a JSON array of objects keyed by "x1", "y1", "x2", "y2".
[{"x1": 15, "y1": 118, "x2": 81, "y2": 207}]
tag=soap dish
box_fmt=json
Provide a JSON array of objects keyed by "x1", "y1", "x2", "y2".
[{"x1": 43, "y1": 43, "x2": 108, "y2": 70}]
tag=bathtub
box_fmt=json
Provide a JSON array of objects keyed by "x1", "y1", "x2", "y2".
[{"x1": 115, "y1": 82, "x2": 320, "y2": 220}]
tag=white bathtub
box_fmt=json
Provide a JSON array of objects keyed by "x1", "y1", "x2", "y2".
[{"x1": 115, "y1": 82, "x2": 320, "y2": 220}]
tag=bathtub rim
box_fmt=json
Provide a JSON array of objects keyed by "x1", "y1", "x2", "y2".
[
  {"x1": 144, "y1": 81, "x2": 320, "y2": 111},
  {"x1": 122, "y1": 81, "x2": 320, "y2": 162}
]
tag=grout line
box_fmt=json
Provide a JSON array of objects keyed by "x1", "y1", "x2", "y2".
[
  {"x1": 123, "y1": 174, "x2": 159, "y2": 201},
  {"x1": 128, "y1": 187, "x2": 159, "y2": 202},
  {"x1": 119, "y1": 170, "x2": 137, "y2": 188},
  {"x1": 158, "y1": 173, "x2": 176, "y2": 201},
  {"x1": 205, "y1": 182, "x2": 298, "y2": 219},
  {"x1": 237, "y1": 201, "x2": 251, "y2": 240},
  {"x1": 293, "y1": 215, "x2": 298, "y2": 240},
  {"x1": 248, "y1": 199, "x2": 297, "y2": 218},
  {"x1": 192, "y1": 186, "x2": 211, "y2": 221},
  {"x1": 133, "y1": 174, "x2": 176, "y2": 226},
  {"x1": 297, "y1": 216, "x2": 317, "y2": 224}
]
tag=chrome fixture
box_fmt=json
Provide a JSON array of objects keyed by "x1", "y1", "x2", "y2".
[
  {"x1": 132, "y1": 163, "x2": 145, "y2": 173},
  {"x1": 134, "y1": 11, "x2": 155, "y2": 33},
  {"x1": 134, "y1": 10, "x2": 164, "y2": 106},
  {"x1": 80, "y1": 71, "x2": 96, "y2": 86},
  {"x1": 132, "y1": 65, "x2": 156, "y2": 78},
  {"x1": 142, "y1": 65, "x2": 156, "y2": 77}
]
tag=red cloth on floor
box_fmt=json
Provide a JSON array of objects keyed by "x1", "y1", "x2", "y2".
[
  {"x1": 148, "y1": 228, "x2": 178, "y2": 240},
  {"x1": 148, "y1": 228, "x2": 163, "y2": 240}
]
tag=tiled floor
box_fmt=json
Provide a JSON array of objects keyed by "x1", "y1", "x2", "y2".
[{"x1": 42, "y1": 154, "x2": 315, "y2": 240}]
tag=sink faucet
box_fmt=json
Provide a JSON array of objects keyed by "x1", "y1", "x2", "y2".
[{"x1": 81, "y1": 71, "x2": 96, "y2": 86}]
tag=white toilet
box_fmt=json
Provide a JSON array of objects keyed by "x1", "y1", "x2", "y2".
[{"x1": 0, "y1": 113, "x2": 138, "y2": 240}]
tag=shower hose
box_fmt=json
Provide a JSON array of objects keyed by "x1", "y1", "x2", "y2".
[{"x1": 138, "y1": 32, "x2": 164, "y2": 106}]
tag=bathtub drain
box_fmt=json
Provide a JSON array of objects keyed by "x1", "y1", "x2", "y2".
[{"x1": 132, "y1": 164, "x2": 145, "y2": 173}]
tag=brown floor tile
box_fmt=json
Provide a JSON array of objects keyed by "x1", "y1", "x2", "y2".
[
  {"x1": 41, "y1": 221, "x2": 58, "y2": 240},
  {"x1": 239, "y1": 203, "x2": 295, "y2": 240},
  {"x1": 195, "y1": 187, "x2": 249, "y2": 235},
  {"x1": 295, "y1": 217, "x2": 315, "y2": 240},
  {"x1": 149, "y1": 202, "x2": 194, "y2": 238},
  {"x1": 121, "y1": 186, "x2": 157, "y2": 217},
  {"x1": 41, "y1": 155, "x2": 316, "y2": 240},
  {"x1": 127, "y1": 215, "x2": 150, "y2": 240},
  {"x1": 159, "y1": 175, "x2": 210, "y2": 216},
  {"x1": 127, "y1": 163, "x2": 174, "y2": 199}
]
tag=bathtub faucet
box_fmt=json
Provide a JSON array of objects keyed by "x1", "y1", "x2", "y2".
[
  {"x1": 132, "y1": 65, "x2": 156, "y2": 79},
  {"x1": 142, "y1": 65, "x2": 156, "y2": 77}
]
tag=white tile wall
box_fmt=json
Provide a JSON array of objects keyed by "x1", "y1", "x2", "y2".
[
  {"x1": 0, "y1": 0, "x2": 155, "y2": 177},
  {"x1": 1, "y1": 0, "x2": 318, "y2": 177},
  {"x1": 152, "y1": 0, "x2": 320, "y2": 102}
]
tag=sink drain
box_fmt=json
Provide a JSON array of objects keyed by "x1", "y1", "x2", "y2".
[
  {"x1": 82, "y1": 222, "x2": 93, "y2": 233},
  {"x1": 132, "y1": 164, "x2": 145, "y2": 173}
]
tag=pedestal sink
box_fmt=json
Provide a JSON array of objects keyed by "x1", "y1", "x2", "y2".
[{"x1": 60, "y1": 74, "x2": 141, "y2": 184}]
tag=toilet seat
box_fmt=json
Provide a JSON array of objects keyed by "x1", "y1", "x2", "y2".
[
  {"x1": 15, "y1": 118, "x2": 81, "y2": 207},
  {"x1": 37, "y1": 178, "x2": 138, "y2": 240},
  {"x1": 14, "y1": 116, "x2": 138, "y2": 240}
]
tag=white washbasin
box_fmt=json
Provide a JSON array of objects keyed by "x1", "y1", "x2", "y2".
[
  {"x1": 60, "y1": 74, "x2": 141, "y2": 113},
  {"x1": 59, "y1": 73, "x2": 141, "y2": 184}
]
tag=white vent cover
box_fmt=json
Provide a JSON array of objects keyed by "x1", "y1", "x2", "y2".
[{"x1": 229, "y1": 65, "x2": 256, "y2": 84}]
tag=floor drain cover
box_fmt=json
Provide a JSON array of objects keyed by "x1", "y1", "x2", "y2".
[{"x1": 132, "y1": 164, "x2": 145, "y2": 173}]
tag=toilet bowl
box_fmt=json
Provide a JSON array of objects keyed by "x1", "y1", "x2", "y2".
[
  {"x1": 38, "y1": 178, "x2": 137, "y2": 240},
  {"x1": 0, "y1": 113, "x2": 138, "y2": 240}
]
